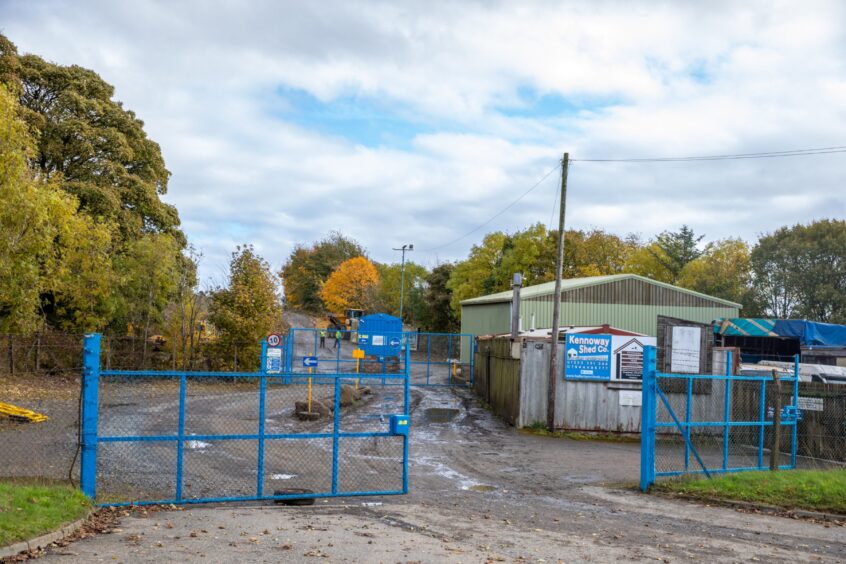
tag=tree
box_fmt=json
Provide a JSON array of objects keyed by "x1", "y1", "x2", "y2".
[
  {"x1": 209, "y1": 245, "x2": 282, "y2": 370},
  {"x1": 162, "y1": 247, "x2": 206, "y2": 370},
  {"x1": 677, "y1": 239, "x2": 757, "y2": 312},
  {"x1": 0, "y1": 35, "x2": 183, "y2": 248},
  {"x1": 320, "y1": 257, "x2": 380, "y2": 313},
  {"x1": 633, "y1": 225, "x2": 704, "y2": 284},
  {"x1": 280, "y1": 232, "x2": 366, "y2": 310},
  {"x1": 113, "y1": 233, "x2": 181, "y2": 365},
  {"x1": 421, "y1": 263, "x2": 459, "y2": 332},
  {"x1": 0, "y1": 83, "x2": 114, "y2": 333},
  {"x1": 750, "y1": 220, "x2": 846, "y2": 322},
  {"x1": 447, "y1": 231, "x2": 510, "y2": 314},
  {"x1": 374, "y1": 262, "x2": 429, "y2": 323}
]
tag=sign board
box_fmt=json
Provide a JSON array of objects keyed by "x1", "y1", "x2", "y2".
[
  {"x1": 389, "y1": 338, "x2": 401, "y2": 347},
  {"x1": 265, "y1": 347, "x2": 282, "y2": 374},
  {"x1": 372, "y1": 335, "x2": 384, "y2": 346},
  {"x1": 618, "y1": 390, "x2": 642, "y2": 407},
  {"x1": 358, "y1": 334, "x2": 369, "y2": 345},
  {"x1": 670, "y1": 326, "x2": 701, "y2": 373},
  {"x1": 565, "y1": 333, "x2": 612, "y2": 380},
  {"x1": 267, "y1": 333, "x2": 282, "y2": 347},
  {"x1": 352, "y1": 349, "x2": 365, "y2": 359},
  {"x1": 302, "y1": 356, "x2": 318, "y2": 368},
  {"x1": 797, "y1": 396, "x2": 824, "y2": 412}
]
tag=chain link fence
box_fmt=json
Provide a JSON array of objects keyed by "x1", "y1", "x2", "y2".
[{"x1": 651, "y1": 347, "x2": 846, "y2": 483}]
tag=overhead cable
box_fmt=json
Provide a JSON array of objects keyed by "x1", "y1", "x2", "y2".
[{"x1": 419, "y1": 163, "x2": 560, "y2": 252}]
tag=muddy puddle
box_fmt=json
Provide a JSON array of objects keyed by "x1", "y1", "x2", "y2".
[{"x1": 425, "y1": 407, "x2": 460, "y2": 423}]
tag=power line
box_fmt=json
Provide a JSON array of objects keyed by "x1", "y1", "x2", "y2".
[
  {"x1": 573, "y1": 144, "x2": 846, "y2": 163},
  {"x1": 419, "y1": 163, "x2": 560, "y2": 253}
]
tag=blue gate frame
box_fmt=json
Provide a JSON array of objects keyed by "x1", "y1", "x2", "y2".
[
  {"x1": 640, "y1": 346, "x2": 800, "y2": 491},
  {"x1": 283, "y1": 328, "x2": 475, "y2": 387},
  {"x1": 80, "y1": 333, "x2": 410, "y2": 505}
]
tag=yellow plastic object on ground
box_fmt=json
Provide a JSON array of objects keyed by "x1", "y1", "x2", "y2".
[{"x1": 0, "y1": 401, "x2": 48, "y2": 423}]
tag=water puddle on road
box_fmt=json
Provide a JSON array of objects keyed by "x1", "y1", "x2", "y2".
[
  {"x1": 462, "y1": 484, "x2": 497, "y2": 492},
  {"x1": 425, "y1": 407, "x2": 460, "y2": 423}
]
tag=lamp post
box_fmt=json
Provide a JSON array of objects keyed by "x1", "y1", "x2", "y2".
[{"x1": 392, "y1": 244, "x2": 413, "y2": 323}]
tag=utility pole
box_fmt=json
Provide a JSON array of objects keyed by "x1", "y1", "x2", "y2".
[
  {"x1": 547, "y1": 153, "x2": 569, "y2": 432},
  {"x1": 510, "y1": 273, "x2": 523, "y2": 340},
  {"x1": 393, "y1": 244, "x2": 414, "y2": 322}
]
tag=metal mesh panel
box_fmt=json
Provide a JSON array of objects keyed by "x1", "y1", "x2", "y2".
[
  {"x1": 337, "y1": 436, "x2": 404, "y2": 494},
  {"x1": 262, "y1": 438, "x2": 333, "y2": 495},
  {"x1": 96, "y1": 442, "x2": 177, "y2": 504},
  {"x1": 182, "y1": 439, "x2": 258, "y2": 500}
]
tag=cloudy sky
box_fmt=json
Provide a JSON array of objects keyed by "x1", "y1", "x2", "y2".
[{"x1": 2, "y1": 1, "x2": 845, "y2": 282}]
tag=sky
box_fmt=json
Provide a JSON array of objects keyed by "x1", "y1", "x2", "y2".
[{"x1": 2, "y1": 1, "x2": 846, "y2": 283}]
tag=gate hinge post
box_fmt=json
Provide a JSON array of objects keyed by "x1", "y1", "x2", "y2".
[{"x1": 80, "y1": 333, "x2": 101, "y2": 499}]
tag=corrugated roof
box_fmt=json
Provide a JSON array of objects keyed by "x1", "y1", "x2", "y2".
[{"x1": 459, "y1": 273, "x2": 742, "y2": 308}]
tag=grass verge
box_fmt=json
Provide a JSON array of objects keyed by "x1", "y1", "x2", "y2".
[
  {"x1": 520, "y1": 424, "x2": 639, "y2": 443},
  {"x1": 0, "y1": 480, "x2": 91, "y2": 546},
  {"x1": 656, "y1": 469, "x2": 846, "y2": 514}
]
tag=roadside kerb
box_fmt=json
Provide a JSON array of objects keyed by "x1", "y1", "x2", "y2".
[{"x1": 0, "y1": 515, "x2": 89, "y2": 560}]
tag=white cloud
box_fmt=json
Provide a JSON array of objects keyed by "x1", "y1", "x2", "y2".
[{"x1": 2, "y1": 0, "x2": 845, "y2": 280}]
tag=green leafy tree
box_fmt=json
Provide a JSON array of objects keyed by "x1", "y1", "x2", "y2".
[
  {"x1": 421, "y1": 263, "x2": 459, "y2": 332},
  {"x1": 750, "y1": 220, "x2": 846, "y2": 322},
  {"x1": 0, "y1": 83, "x2": 114, "y2": 333},
  {"x1": 280, "y1": 232, "x2": 365, "y2": 310},
  {"x1": 447, "y1": 231, "x2": 510, "y2": 314},
  {"x1": 677, "y1": 239, "x2": 757, "y2": 312},
  {"x1": 374, "y1": 262, "x2": 429, "y2": 323},
  {"x1": 113, "y1": 233, "x2": 181, "y2": 365},
  {"x1": 631, "y1": 225, "x2": 704, "y2": 284},
  {"x1": 209, "y1": 245, "x2": 282, "y2": 370},
  {"x1": 0, "y1": 35, "x2": 182, "y2": 248}
]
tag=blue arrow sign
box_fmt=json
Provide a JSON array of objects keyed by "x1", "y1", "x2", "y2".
[
  {"x1": 302, "y1": 356, "x2": 318, "y2": 368},
  {"x1": 389, "y1": 338, "x2": 401, "y2": 347}
]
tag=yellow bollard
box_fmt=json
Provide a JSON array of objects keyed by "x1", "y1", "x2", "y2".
[
  {"x1": 452, "y1": 359, "x2": 457, "y2": 379},
  {"x1": 356, "y1": 358, "x2": 360, "y2": 391}
]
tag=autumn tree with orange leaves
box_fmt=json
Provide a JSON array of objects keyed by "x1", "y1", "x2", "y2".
[{"x1": 320, "y1": 257, "x2": 380, "y2": 313}]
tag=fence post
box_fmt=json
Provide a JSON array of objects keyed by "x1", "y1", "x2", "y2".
[
  {"x1": 722, "y1": 351, "x2": 733, "y2": 471},
  {"x1": 403, "y1": 338, "x2": 410, "y2": 494},
  {"x1": 791, "y1": 354, "x2": 799, "y2": 468},
  {"x1": 770, "y1": 369, "x2": 782, "y2": 471},
  {"x1": 80, "y1": 333, "x2": 101, "y2": 499},
  {"x1": 640, "y1": 345, "x2": 657, "y2": 492}
]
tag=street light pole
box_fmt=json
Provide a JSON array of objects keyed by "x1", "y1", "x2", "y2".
[{"x1": 392, "y1": 244, "x2": 414, "y2": 323}]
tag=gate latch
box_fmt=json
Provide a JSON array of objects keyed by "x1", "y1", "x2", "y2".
[{"x1": 390, "y1": 415, "x2": 410, "y2": 436}]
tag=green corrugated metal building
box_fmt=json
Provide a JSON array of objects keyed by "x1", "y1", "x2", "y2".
[{"x1": 460, "y1": 273, "x2": 740, "y2": 338}]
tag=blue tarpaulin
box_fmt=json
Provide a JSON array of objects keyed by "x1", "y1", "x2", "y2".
[
  {"x1": 715, "y1": 318, "x2": 846, "y2": 347},
  {"x1": 772, "y1": 320, "x2": 846, "y2": 348}
]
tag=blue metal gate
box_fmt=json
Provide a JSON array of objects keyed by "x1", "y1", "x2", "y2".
[
  {"x1": 80, "y1": 333, "x2": 410, "y2": 506},
  {"x1": 285, "y1": 328, "x2": 475, "y2": 387},
  {"x1": 640, "y1": 346, "x2": 799, "y2": 491}
]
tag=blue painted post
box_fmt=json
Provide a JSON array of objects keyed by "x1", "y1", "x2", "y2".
[
  {"x1": 447, "y1": 336, "x2": 453, "y2": 385},
  {"x1": 331, "y1": 377, "x2": 341, "y2": 494},
  {"x1": 722, "y1": 351, "x2": 732, "y2": 471},
  {"x1": 80, "y1": 333, "x2": 101, "y2": 499},
  {"x1": 403, "y1": 340, "x2": 411, "y2": 493},
  {"x1": 426, "y1": 334, "x2": 431, "y2": 385},
  {"x1": 684, "y1": 377, "x2": 692, "y2": 471},
  {"x1": 175, "y1": 373, "x2": 187, "y2": 501},
  {"x1": 470, "y1": 336, "x2": 476, "y2": 386},
  {"x1": 260, "y1": 339, "x2": 267, "y2": 375},
  {"x1": 791, "y1": 354, "x2": 800, "y2": 468},
  {"x1": 758, "y1": 378, "x2": 766, "y2": 468},
  {"x1": 256, "y1": 373, "x2": 267, "y2": 497},
  {"x1": 639, "y1": 346, "x2": 657, "y2": 492}
]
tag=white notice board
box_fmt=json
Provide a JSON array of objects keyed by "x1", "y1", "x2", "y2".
[{"x1": 670, "y1": 326, "x2": 701, "y2": 373}]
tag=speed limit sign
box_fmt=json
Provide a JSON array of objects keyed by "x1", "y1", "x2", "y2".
[{"x1": 267, "y1": 333, "x2": 282, "y2": 347}]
